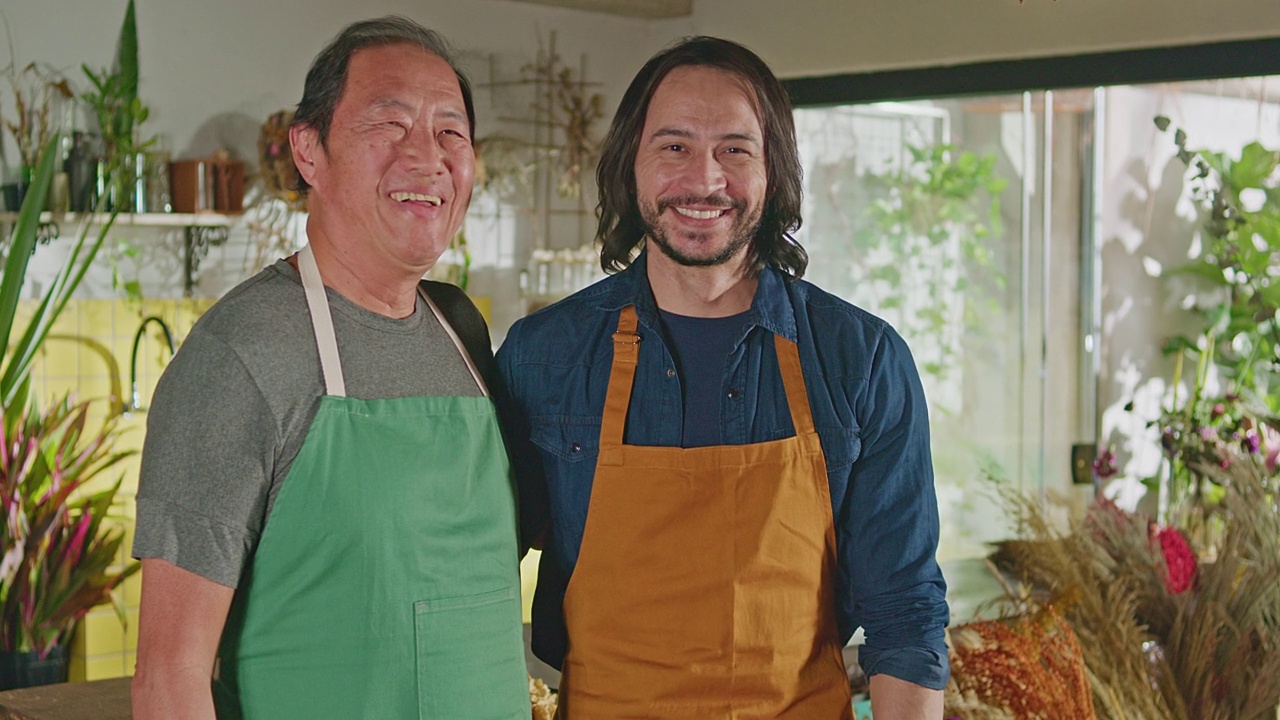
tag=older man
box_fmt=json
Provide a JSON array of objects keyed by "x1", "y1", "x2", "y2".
[
  {"x1": 132, "y1": 17, "x2": 527, "y2": 719},
  {"x1": 499, "y1": 37, "x2": 950, "y2": 718}
]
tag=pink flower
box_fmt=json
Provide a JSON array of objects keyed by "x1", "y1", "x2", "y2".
[
  {"x1": 1242, "y1": 431, "x2": 1261, "y2": 454},
  {"x1": 1092, "y1": 447, "x2": 1118, "y2": 480},
  {"x1": 1155, "y1": 526, "x2": 1197, "y2": 594}
]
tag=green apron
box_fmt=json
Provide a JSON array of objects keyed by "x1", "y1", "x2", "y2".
[{"x1": 213, "y1": 245, "x2": 529, "y2": 719}]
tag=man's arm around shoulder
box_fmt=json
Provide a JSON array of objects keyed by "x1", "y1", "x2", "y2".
[{"x1": 132, "y1": 559, "x2": 234, "y2": 720}]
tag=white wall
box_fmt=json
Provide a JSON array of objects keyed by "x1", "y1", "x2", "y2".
[
  {"x1": 2, "y1": 0, "x2": 656, "y2": 334},
  {"x1": 1, "y1": 0, "x2": 652, "y2": 168},
  {"x1": 648, "y1": 0, "x2": 1280, "y2": 77},
  {"x1": 9, "y1": 0, "x2": 1276, "y2": 174}
]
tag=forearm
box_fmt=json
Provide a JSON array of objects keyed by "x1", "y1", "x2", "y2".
[
  {"x1": 869, "y1": 673, "x2": 943, "y2": 720},
  {"x1": 131, "y1": 664, "x2": 216, "y2": 720},
  {"x1": 132, "y1": 559, "x2": 234, "y2": 720}
]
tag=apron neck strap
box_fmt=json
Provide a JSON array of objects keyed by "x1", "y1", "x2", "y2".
[
  {"x1": 298, "y1": 245, "x2": 490, "y2": 398},
  {"x1": 299, "y1": 244, "x2": 346, "y2": 397},
  {"x1": 599, "y1": 305, "x2": 817, "y2": 448},
  {"x1": 773, "y1": 335, "x2": 816, "y2": 436},
  {"x1": 420, "y1": 291, "x2": 490, "y2": 397},
  {"x1": 600, "y1": 306, "x2": 642, "y2": 447}
]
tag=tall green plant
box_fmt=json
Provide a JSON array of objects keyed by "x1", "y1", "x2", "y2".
[
  {"x1": 81, "y1": 0, "x2": 151, "y2": 204},
  {"x1": 1155, "y1": 116, "x2": 1280, "y2": 406},
  {"x1": 1149, "y1": 117, "x2": 1280, "y2": 530},
  {"x1": 0, "y1": 134, "x2": 129, "y2": 658},
  {"x1": 0, "y1": 136, "x2": 118, "y2": 410}
]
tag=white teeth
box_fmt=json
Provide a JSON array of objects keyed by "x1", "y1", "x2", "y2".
[
  {"x1": 674, "y1": 207, "x2": 724, "y2": 220},
  {"x1": 391, "y1": 191, "x2": 443, "y2": 205}
]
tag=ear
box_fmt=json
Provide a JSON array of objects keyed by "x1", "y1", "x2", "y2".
[{"x1": 290, "y1": 123, "x2": 322, "y2": 188}]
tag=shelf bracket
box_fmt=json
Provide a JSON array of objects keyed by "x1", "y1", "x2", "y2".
[{"x1": 183, "y1": 225, "x2": 231, "y2": 297}]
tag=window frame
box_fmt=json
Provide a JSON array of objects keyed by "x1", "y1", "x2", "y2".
[{"x1": 781, "y1": 38, "x2": 1280, "y2": 106}]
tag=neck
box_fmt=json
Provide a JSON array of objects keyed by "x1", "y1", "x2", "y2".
[
  {"x1": 646, "y1": 245, "x2": 757, "y2": 318},
  {"x1": 305, "y1": 218, "x2": 422, "y2": 319}
]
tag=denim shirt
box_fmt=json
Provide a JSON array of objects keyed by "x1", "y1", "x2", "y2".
[{"x1": 496, "y1": 253, "x2": 950, "y2": 690}]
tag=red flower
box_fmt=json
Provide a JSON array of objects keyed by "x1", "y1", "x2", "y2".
[{"x1": 1155, "y1": 526, "x2": 1197, "y2": 594}]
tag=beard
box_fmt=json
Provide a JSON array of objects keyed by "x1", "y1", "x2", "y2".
[{"x1": 640, "y1": 194, "x2": 762, "y2": 268}]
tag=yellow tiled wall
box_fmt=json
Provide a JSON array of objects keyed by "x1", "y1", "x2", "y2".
[{"x1": 25, "y1": 297, "x2": 213, "y2": 682}]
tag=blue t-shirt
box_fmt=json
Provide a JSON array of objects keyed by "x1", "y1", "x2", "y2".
[{"x1": 658, "y1": 309, "x2": 751, "y2": 447}]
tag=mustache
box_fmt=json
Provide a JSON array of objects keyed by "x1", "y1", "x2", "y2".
[{"x1": 656, "y1": 195, "x2": 745, "y2": 214}]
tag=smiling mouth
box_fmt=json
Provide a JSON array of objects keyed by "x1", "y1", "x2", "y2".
[
  {"x1": 672, "y1": 207, "x2": 727, "y2": 220},
  {"x1": 391, "y1": 191, "x2": 443, "y2": 206}
]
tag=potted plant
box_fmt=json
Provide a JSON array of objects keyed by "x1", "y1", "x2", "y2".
[
  {"x1": 0, "y1": 396, "x2": 133, "y2": 688},
  {"x1": 1142, "y1": 118, "x2": 1280, "y2": 535},
  {"x1": 81, "y1": 0, "x2": 152, "y2": 212},
  {"x1": 0, "y1": 61, "x2": 73, "y2": 211},
  {"x1": 0, "y1": 131, "x2": 132, "y2": 688}
]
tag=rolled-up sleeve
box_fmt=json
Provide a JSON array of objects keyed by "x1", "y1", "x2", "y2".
[{"x1": 840, "y1": 326, "x2": 950, "y2": 690}]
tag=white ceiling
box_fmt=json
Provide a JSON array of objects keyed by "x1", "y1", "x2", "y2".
[{"x1": 501, "y1": 0, "x2": 692, "y2": 19}]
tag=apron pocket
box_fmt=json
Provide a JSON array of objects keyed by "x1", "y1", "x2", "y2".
[{"x1": 414, "y1": 586, "x2": 529, "y2": 720}]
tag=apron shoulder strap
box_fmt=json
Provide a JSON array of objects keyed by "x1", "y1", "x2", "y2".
[
  {"x1": 600, "y1": 306, "x2": 642, "y2": 448},
  {"x1": 419, "y1": 289, "x2": 490, "y2": 397},
  {"x1": 298, "y1": 244, "x2": 346, "y2": 397},
  {"x1": 774, "y1": 335, "x2": 817, "y2": 437}
]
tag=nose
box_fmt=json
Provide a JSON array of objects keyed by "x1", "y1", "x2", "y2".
[
  {"x1": 680, "y1": 150, "x2": 727, "y2": 196},
  {"x1": 403, "y1": 128, "x2": 448, "y2": 174}
]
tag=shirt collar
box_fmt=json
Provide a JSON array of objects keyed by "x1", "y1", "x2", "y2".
[{"x1": 599, "y1": 250, "x2": 798, "y2": 343}]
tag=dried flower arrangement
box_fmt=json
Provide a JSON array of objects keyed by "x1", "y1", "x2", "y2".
[
  {"x1": 968, "y1": 458, "x2": 1280, "y2": 720},
  {"x1": 536, "y1": 62, "x2": 602, "y2": 199},
  {"x1": 945, "y1": 606, "x2": 1095, "y2": 720},
  {"x1": 244, "y1": 109, "x2": 307, "y2": 269},
  {"x1": 255, "y1": 109, "x2": 305, "y2": 213},
  {"x1": 2, "y1": 62, "x2": 73, "y2": 173},
  {"x1": 475, "y1": 34, "x2": 603, "y2": 204}
]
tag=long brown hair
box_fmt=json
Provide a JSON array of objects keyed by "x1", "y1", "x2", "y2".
[{"x1": 596, "y1": 36, "x2": 807, "y2": 278}]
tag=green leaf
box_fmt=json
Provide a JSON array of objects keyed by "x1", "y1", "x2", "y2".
[
  {"x1": 0, "y1": 135, "x2": 59, "y2": 362},
  {"x1": 1167, "y1": 260, "x2": 1229, "y2": 285},
  {"x1": 1154, "y1": 116, "x2": 1172, "y2": 132},
  {"x1": 1161, "y1": 335, "x2": 1199, "y2": 356},
  {"x1": 1227, "y1": 142, "x2": 1278, "y2": 189},
  {"x1": 115, "y1": 0, "x2": 139, "y2": 101}
]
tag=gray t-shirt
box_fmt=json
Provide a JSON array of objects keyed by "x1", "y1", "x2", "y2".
[{"x1": 132, "y1": 260, "x2": 483, "y2": 587}]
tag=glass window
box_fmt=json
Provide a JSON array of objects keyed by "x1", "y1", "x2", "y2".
[
  {"x1": 795, "y1": 76, "x2": 1280, "y2": 562},
  {"x1": 795, "y1": 91, "x2": 1099, "y2": 561}
]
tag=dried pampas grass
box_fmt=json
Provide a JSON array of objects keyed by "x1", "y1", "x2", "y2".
[{"x1": 980, "y1": 458, "x2": 1280, "y2": 720}]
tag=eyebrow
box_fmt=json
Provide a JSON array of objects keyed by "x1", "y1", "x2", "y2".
[
  {"x1": 648, "y1": 127, "x2": 760, "y2": 144},
  {"x1": 367, "y1": 98, "x2": 467, "y2": 123},
  {"x1": 369, "y1": 97, "x2": 414, "y2": 114}
]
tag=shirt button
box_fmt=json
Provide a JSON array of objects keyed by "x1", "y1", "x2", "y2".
[
  {"x1": 727, "y1": 388, "x2": 740, "y2": 399},
  {"x1": 570, "y1": 442, "x2": 581, "y2": 453},
  {"x1": 666, "y1": 368, "x2": 676, "y2": 378}
]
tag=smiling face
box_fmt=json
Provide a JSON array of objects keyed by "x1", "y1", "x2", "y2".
[
  {"x1": 634, "y1": 65, "x2": 767, "y2": 269},
  {"x1": 291, "y1": 43, "x2": 474, "y2": 275}
]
